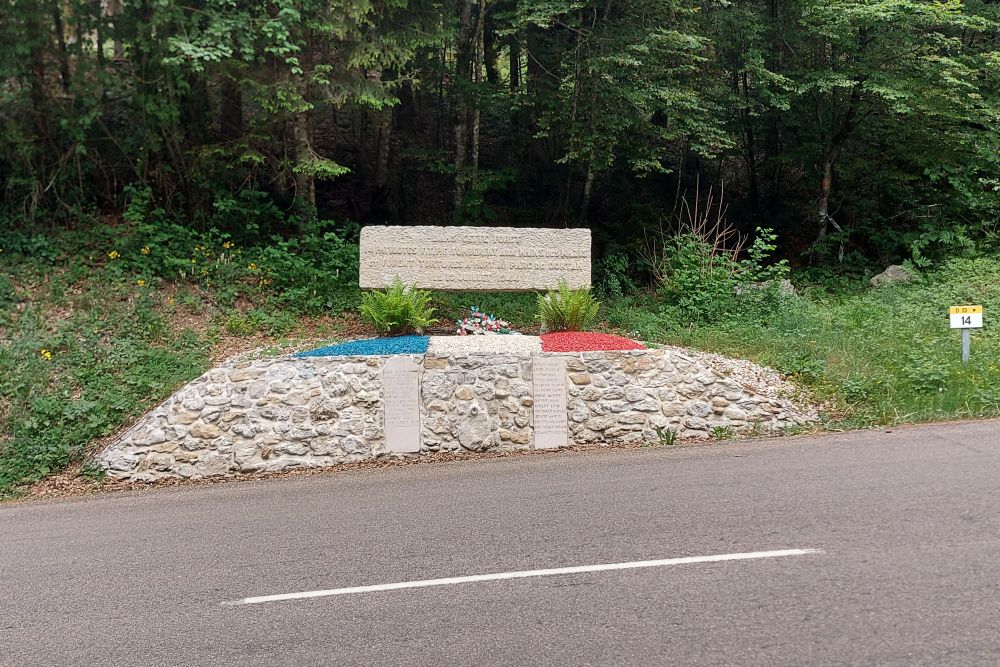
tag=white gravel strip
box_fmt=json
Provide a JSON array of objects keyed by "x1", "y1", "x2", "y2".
[{"x1": 427, "y1": 335, "x2": 542, "y2": 357}]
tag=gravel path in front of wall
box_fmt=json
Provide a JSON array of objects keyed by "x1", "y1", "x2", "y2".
[{"x1": 426, "y1": 334, "x2": 543, "y2": 357}]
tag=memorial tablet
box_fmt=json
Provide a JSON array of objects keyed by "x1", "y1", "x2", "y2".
[
  {"x1": 532, "y1": 356, "x2": 569, "y2": 449},
  {"x1": 360, "y1": 225, "x2": 591, "y2": 291},
  {"x1": 382, "y1": 357, "x2": 421, "y2": 453}
]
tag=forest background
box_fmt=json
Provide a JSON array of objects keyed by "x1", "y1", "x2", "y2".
[{"x1": 3, "y1": 0, "x2": 999, "y2": 267}]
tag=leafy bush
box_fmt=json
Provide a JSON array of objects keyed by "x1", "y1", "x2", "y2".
[
  {"x1": 257, "y1": 220, "x2": 360, "y2": 315},
  {"x1": 537, "y1": 280, "x2": 601, "y2": 332},
  {"x1": 653, "y1": 227, "x2": 789, "y2": 323},
  {"x1": 360, "y1": 278, "x2": 438, "y2": 336},
  {"x1": 594, "y1": 244, "x2": 640, "y2": 300}
]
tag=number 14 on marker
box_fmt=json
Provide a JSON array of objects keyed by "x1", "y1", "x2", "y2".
[{"x1": 949, "y1": 305, "x2": 983, "y2": 329}]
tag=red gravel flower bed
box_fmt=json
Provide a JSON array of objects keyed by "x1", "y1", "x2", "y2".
[{"x1": 540, "y1": 331, "x2": 646, "y2": 352}]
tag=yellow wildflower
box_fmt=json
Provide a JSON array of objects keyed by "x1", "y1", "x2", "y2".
[
  {"x1": 107, "y1": 250, "x2": 120, "y2": 260},
  {"x1": 136, "y1": 279, "x2": 146, "y2": 287},
  {"x1": 166, "y1": 296, "x2": 175, "y2": 306},
  {"x1": 222, "y1": 241, "x2": 234, "y2": 249},
  {"x1": 39, "y1": 349, "x2": 52, "y2": 361},
  {"x1": 140, "y1": 246, "x2": 151, "y2": 255},
  {"x1": 247, "y1": 262, "x2": 258, "y2": 271}
]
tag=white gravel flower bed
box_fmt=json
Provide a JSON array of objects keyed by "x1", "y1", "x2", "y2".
[{"x1": 426, "y1": 334, "x2": 543, "y2": 357}]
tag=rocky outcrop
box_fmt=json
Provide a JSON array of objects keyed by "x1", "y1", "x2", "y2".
[{"x1": 870, "y1": 265, "x2": 912, "y2": 288}]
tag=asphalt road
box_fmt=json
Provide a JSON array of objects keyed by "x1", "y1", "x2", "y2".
[{"x1": 3, "y1": 421, "x2": 1000, "y2": 666}]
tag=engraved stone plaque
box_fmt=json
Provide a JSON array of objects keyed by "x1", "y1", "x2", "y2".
[
  {"x1": 360, "y1": 226, "x2": 591, "y2": 291},
  {"x1": 532, "y1": 356, "x2": 569, "y2": 449},
  {"x1": 382, "y1": 357, "x2": 421, "y2": 453}
]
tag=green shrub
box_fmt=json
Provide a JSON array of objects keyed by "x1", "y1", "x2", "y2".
[
  {"x1": 653, "y1": 227, "x2": 789, "y2": 324},
  {"x1": 537, "y1": 280, "x2": 601, "y2": 331},
  {"x1": 257, "y1": 222, "x2": 360, "y2": 315},
  {"x1": 594, "y1": 244, "x2": 640, "y2": 300},
  {"x1": 359, "y1": 278, "x2": 438, "y2": 336}
]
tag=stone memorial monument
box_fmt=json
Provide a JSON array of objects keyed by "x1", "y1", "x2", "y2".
[{"x1": 359, "y1": 225, "x2": 591, "y2": 291}]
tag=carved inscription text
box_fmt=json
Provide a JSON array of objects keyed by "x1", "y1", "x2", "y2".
[
  {"x1": 532, "y1": 356, "x2": 569, "y2": 449},
  {"x1": 360, "y1": 226, "x2": 591, "y2": 291},
  {"x1": 383, "y1": 357, "x2": 421, "y2": 453}
]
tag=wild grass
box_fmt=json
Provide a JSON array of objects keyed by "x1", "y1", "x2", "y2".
[
  {"x1": 0, "y1": 263, "x2": 210, "y2": 496},
  {"x1": 607, "y1": 256, "x2": 1000, "y2": 429}
]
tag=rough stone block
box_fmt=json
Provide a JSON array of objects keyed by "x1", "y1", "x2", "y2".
[{"x1": 360, "y1": 225, "x2": 591, "y2": 291}]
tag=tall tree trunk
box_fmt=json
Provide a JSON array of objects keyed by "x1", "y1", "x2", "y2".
[
  {"x1": 816, "y1": 145, "x2": 839, "y2": 228},
  {"x1": 508, "y1": 35, "x2": 520, "y2": 91},
  {"x1": 93, "y1": 0, "x2": 106, "y2": 72},
  {"x1": 292, "y1": 110, "x2": 316, "y2": 210},
  {"x1": 102, "y1": 0, "x2": 123, "y2": 58},
  {"x1": 437, "y1": 41, "x2": 446, "y2": 145},
  {"x1": 375, "y1": 107, "x2": 392, "y2": 191},
  {"x1": 218, "y1": 76, "x2": 243, "y2": 141},
  {"x1": 51, "y1": 2, "x2": 72, "y2": 93},
  {"x1": 26, "y1": 11, "x2": 48, "y2": 214},
  {"x1": 469, "y1": 0, "x2": 486, "y2": 189},
  {"x1": 453, "y1": 0, "x2": 474, "y2": 213},
  {"x1": 484, "y1": 11, "x2": 500, "y2": 85},
  {"x1": 580, "y1": 165, "x2": 595, "y2": 222},
  {"x1": 292, "y1": 28, "x2": 317, "y2": 213},
  {"x1": 813, "y1": 80, "x2": 861, "y2": 258},
  {"x1": 740, "y1": 71, "x2": 759, "y2": 212}
]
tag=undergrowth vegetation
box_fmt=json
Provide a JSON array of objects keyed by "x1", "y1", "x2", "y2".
[{"x1": 0, "y1": 260, "x2": 210, "y2": 496}]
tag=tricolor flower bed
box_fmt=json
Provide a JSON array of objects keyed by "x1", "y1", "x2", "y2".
[
  {"x1": 540, "y1": 331, "x2": 646, "y2": 352},
  {"x1": 295, "y1": 332, "x2": 646, "y2": 357}
]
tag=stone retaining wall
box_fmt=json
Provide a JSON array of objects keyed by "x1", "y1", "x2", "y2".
[{"x1": 97, "y1": 349, "x2": 815, "y2": 482}]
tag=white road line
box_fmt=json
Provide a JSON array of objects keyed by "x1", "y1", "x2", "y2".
[{"x1": 225, "y1": 548, "x2": 822, "y2": 606}]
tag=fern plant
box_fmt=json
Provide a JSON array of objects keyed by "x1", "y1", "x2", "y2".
[
  {"x1": 537, "y1": 280, "x2": 601, "y2": 331},
  {"x1": 359, "y1": 277, "x2": 437, "y2": 336}
]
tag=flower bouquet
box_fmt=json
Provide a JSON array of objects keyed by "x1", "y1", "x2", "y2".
[{"x1": 456, "y1": 306, "x2": 516, "y2": 335}]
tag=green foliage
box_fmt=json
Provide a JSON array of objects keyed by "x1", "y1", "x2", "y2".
[
  {"x1": 359, "y1": 278, "x2": 438, "y2": 336},
  {"x1": 711, "y1": 426, "x2": 735, "y2": 441},
  {"x1": 256, "y1": 221, "x2": 360, "y2": 315},
  {"x1": 537, "y1": 280, "x2": 601, "y2": 332},
  {"x1": 652, "y1": 425, "x2": 678, "y2": 447},
  {"x1": 654, "y1": 228, "x2": 789, "y2": 324},
  {"x1": 0, "y1": 277, "x2": 209, "y2": 497},
  {"x1": 594, "y1": 245, "x2": 640, "y2": 300},
  {"x1": 1, "y1": 0, "x2": 999, "y2": 271},
  {"x1": 106, "y1": 190, "x2": 360, "y2": 314}
]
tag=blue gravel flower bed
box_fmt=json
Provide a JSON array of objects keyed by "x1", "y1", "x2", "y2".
[{"x1": 295, "y1": 335, "x2": 430, "y2": 357}]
